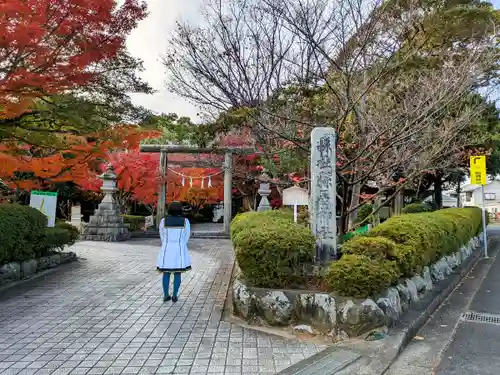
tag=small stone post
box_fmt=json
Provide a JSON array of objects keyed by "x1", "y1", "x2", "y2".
[
  {"x1": 69, "y1": 205, "x2": 82, "y2": 230},
  {"x1": 310, "y1": 127, "x2": 337, "y2": 262},
  {"x1": 80, "y1": 165, "x2": 130, "y2": 241},
  {"x1": 257, "y1": 173, "x2": 272, "y2": 212}
]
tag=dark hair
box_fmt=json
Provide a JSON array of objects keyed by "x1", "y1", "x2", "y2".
[{"x1": 167, "y1": 201, "x2": 183, "y2": 217}]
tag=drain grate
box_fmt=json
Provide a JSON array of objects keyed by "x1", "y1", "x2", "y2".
[{"x1": 461, "y1": 311, "x2": 500, "y2": 325}]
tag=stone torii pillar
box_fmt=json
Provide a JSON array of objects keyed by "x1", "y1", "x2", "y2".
[
  {"x1": 157, "y1": 151, "x2": 168, "y2": 227},
  {"x1": 223, "y1": 152, "x2": 233, "y2": 233}
]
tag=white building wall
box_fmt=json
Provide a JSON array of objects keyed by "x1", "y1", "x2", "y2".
[{"x1": 462, "y1": 181, "x2": 500, "y2": 214}]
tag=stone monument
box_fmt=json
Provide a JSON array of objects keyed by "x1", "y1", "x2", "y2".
[
  {"x1": 310, "y1": 127, "x2": 336, "y2": 262},
  {"x1": 80, "y1": 165, "x2": 130, "y2": 241}
]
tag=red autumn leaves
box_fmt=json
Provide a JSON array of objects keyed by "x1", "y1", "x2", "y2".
[{"x1": 0, "y1": 0, "x2": 147, "y2": 118}]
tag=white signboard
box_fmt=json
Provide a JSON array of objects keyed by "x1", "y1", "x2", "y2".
[
  {"x1": 30, "y1": 191, "x2": 58, "y2": 227},
  {"x1": 282, "y1": 186, "x2": 309, "y2": 223},
  {"x1": 283, "y1": 186, "x2": 309, "y2": 206}
]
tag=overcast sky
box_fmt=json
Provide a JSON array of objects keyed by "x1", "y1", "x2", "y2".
[
  {"x1": 126, "y1": 0, "x2": 500, "y2": 122},
  {"x1": 126, "y1": 0, "x2": 203, "y2": 121}
]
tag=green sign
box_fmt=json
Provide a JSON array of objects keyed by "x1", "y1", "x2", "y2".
[
  {"x1": 31, "y1": 190, "x2": 58, "y2": 196},
  {"x1": 344, "y1": 224, "x2": 370, "y2": 241},
  {"x1": 30, "y1": 191, "x2": 58, "y2": 227}
]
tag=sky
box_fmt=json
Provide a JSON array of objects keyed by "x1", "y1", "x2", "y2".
[
  {"x1": 125, "y1": 0, "x2": 203, "y2": 120},
  {"x1": 126, "y1": 0, "x2": 500, "y2": 121}
]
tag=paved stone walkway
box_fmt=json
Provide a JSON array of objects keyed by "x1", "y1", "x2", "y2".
[{"x1": 0, "y1": 239, "x2": 324, "y2": 375}]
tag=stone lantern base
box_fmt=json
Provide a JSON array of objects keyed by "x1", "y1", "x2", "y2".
[{"x1": 80, "y1": 200, "x2": 130, "y2": 242}]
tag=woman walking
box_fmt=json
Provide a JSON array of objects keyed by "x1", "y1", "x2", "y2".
[{"x1": 157, "y1": 201, "x2": 191, "y2": 302}]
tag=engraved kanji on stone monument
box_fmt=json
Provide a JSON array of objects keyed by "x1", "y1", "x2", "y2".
[{"x1": 310, "y1": 127, "x2": 336, "y2": 262}]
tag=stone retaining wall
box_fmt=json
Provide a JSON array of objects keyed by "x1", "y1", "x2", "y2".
[
  {"x1": 232, "y1": 236, "x2": 481, "y2": 339},
  {"x1": 0, "y1": 252, "x2": 78, "y2": 286}
]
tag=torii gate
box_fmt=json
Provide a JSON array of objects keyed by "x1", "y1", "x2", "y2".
[{"x1": 139, "y1": 145, "x2": 254, "y2": 234}]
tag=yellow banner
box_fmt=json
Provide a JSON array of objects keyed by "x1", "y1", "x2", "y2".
[{"x1": 470, "y1": 155, "x2": 487, "y2": 185}]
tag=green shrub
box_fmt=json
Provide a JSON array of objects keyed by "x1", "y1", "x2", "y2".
[
  {"x1": 369, "y1": 213, "x2": 441, "y2": 275},
  {"x1": 369, "y1": 207, "x2": 481, "y2": 277},
  {"x1": 327, "y1": 207, "x2": 482, "y2": 297},
  {"x1": 42, "y1": 227, "x2": 73, "y2": 252},
  {"x1": 55, "y1": 221, "x2": 79, "y2": 245},
  {"x1": 402, "y1": 202, "x2": 433, "y2": 214},
  {"x1": 355, "y1": 204, "x2": 374, "y2": 224},
  {"x1": 343, "y1": 236, "x2": 398, "y2": 260},
  {"x1": 230, "y1": 209, "x2": 294, "y2": 241},
  {"x1": 325, "y1": 255, "x2": 400, "y2": 298},
  {"x1": 0, "y1": 204, "x2": 47, "y2": 264},
  {"x1": 434, "y1": 208, "x2": 482, "y2": 245},
  {"x1": 41, "y1": 221, "x2": 79, "y2": 255},
  {"x1": 233, "y1": 215, "x2": 315, "y2": 288},
  {"x1": 122, "y1": 214, "x2": 146, "y2": 232}
]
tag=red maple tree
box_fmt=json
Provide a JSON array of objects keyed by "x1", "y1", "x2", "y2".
[
  {"x1": 0, "y1": 0, "x2": 147, "y2": 119},
  {"x1": 80, "y1": 148, "x2": 163, "y2": 208},
  {"x1": 0, "y1": 126, "x2": 159, "y2": 191}
]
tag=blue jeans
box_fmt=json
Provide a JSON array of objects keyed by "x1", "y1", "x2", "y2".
[{"x1": 162, "y1": 272, "x2": 181, "y2": 298}]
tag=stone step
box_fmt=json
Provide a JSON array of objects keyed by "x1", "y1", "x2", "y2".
[
  {"x1": 130, "y1": 231, "x2": 230, "y2": 240},
  {"x1": 275, "y1": 347, "x2": 360, "y2": 375}
]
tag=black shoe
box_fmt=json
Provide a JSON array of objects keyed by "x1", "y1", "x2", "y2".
[
  {"x1": 164, "y1": 296, "x2": 172, "y2": 302},
  {"x1": 172, "y1": 296, "x2": 178, "y2": 303}
]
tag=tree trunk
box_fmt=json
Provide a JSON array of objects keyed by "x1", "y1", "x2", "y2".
[
  {"x1": 392, "y1": 191, "x2": 403, "y2": 216},
  {"x1": 347, "y1": 182, "x2": 362, "y2": 230},
  {"x1": 338, "y1": 179, "x2": 350, "y2": 243},
  {"x1": 242, "y1": 195, "x2": 253, "y2": 211},
  {"x1": 373, "y1": 195, "x2": 382, "y2": 226},
  {"x1": 434, "y1": 172, "x2": 443, "y2": 209},
  {"x1": 456, "y1": 178, "x2": 461, "y2": 207}
]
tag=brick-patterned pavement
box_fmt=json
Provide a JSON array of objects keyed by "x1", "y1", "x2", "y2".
[{"x1": 0, "y1": 239, "x2": 324, "y2": 375}]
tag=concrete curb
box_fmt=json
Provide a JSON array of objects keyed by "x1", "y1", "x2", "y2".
[
  {"x1": 333, "y1": 237, "x2": 494, "y2": 375},
  {"x1": 0, "y1": 259, "x2": 81, "y2": 296}
]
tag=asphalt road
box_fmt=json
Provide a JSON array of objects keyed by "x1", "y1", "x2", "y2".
[
  {"x1": 435, "y1": 229, "x2": 500, "y2": 375},
  {"x1": 386, "y1": 226, "x2": 500, "y2": 375}
]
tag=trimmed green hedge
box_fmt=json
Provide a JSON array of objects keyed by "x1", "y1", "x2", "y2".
[
  {"x1": 230, "y1": 209, "x2": 295, "y2": 241},
  {"x1": 231, "y1": 210, "x2": 315, "y2": 288},
  {"x1": 327, "y1": 207, "x2": 482, "y2": 298},
  {"x1": 0, "y1": 204, "x2": 47, "y2": 264},
  {"x1": 343, "y1": 236, "x2": 398, "y2": 260},
  {"x1": 369, "y1": 208, "x2": 482, "y2": 277},
  {"x1": 122, "y1": 214, "x2": 146, "y2": 232},
  {"x1": 401, "y1": 202, "x2": 434, "y2": 214},
  {"x1": 0, "y1": 204, "x2": 77, "y2": 265},
  {"x1": 325, "y1": 255, "x2": 400, "y2": 298}
]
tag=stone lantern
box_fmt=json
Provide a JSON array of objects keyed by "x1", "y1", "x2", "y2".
[
  {"x1": 80, "y1": 165, "x2": 130, "y2": 242},
  {"x1": 99, "y1": 166, "x2": 118, "y2": 207},
  {"x1": 257, "y1": 172, "x2": 272, "y2": 212}
]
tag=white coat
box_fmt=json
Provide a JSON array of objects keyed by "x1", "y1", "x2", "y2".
[{"x1": 156, "y1": 217, "x2": 191, "y2": 272}]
